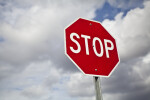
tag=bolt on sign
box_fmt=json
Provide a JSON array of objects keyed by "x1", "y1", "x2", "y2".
[{"x1": 65, "y1": 18, "x2": 119, "y2": 77}]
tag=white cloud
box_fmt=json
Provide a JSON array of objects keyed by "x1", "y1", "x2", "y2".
[
  {"x1": 107, "y1": 0, "x2": 144, "y2": 9},
  {"x1": 21, "y1": 85, "x2": 50, "y2": 100},
  {"x1": 0, "y1": 0, "x2": 105, "y2": 78},
  {"x1": 142, "y1": 52, "x2": 150, "y2": 63},
  {"x1": 102, "y1": 1, "x2": 150, "y2": 61},
  {"x1": 0, "y1": 60, "x2": 61, "y2": 100},
  {"x1": 66, "y1": 73, "x2": 94, "y2": 97},
  {"x1": 0, "y1": 0, "x2": 106, "y2": 100}
]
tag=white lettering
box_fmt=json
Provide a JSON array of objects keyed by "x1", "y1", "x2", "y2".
[
  {"x1": 81, "y1": 34, "x2": 91, "y2": 55},
  {"x1": 104, "y1": 39, "x2": 114, "y2": 58},
  {"x1": 70, "y1": 33, "x2": 81, "y2": 53}
]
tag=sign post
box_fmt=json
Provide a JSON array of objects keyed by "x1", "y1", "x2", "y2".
[
  {"x1": 65, "y1": 18, "x2": 119, "y2": 100},
  {"x1": 94, "y1": 76, "x2": 103, "y2": 100}
]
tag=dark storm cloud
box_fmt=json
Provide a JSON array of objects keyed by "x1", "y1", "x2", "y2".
[{"x1": 102, "y1": 58, "x2": 150, "y2": 93}]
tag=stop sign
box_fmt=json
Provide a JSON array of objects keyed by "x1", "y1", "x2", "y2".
[{"x1": 65, "y1": 18, "x2": 119, "y2": 76}]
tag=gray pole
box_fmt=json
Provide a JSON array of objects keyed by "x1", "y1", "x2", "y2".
[{"x1": 93, "y1": 76, "x2": 103, "y2": 100}]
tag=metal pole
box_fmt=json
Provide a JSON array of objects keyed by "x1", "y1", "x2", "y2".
[{"x1": 93, "y1": 76, "x2": 103, "y2": 100}]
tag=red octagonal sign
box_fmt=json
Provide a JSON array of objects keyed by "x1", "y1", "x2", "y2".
[{"x1": 65, "y1": 18, "x2": 119, "y2": 77}]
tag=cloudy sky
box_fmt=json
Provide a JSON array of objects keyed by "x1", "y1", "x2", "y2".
[{"x1": 0, "y1": 0, "x2": 150, "y2": 100}]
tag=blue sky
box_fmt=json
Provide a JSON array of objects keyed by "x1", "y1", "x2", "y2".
[
  {"x1": 0, "y1": 0, "x2": 150, "y2": 100},
  {"x1": 94, "y1": 0, "x2": 144, "y2": 22}
]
